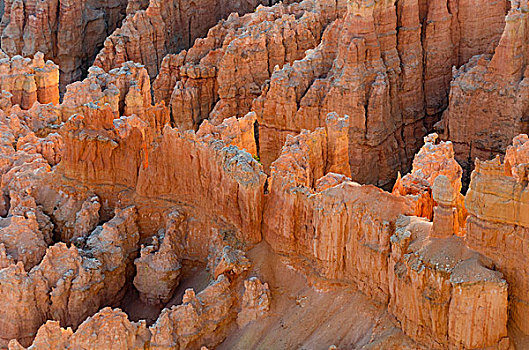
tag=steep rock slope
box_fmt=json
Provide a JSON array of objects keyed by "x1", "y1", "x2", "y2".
[
  {"x1": 465, "y1": 135, "x2": 529, "y2": 334},
  {"x1": 93, "y1": 0, "x2": 290, "y2": 78},
  {"x1": 254, "y1": 0, "x2": 508, "y2": 186},
  {"x1": 0, "y1": 0, "x2": 133, "y2": 88},
  {"x1": 149, "y1": 0, "x2": 508, "y2": 188},
  {"x1": 441, "y1": 1, "x2": 529, "y2": 180}
]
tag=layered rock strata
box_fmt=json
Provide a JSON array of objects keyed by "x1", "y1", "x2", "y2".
[
  {"x1": 0, "y1": 53, "x2": 59, "y2": 109},
  {"x1": 0, "y1": 0, "x2": 132, "y2": 88},
  {"x1": 93, "y1": 0, "x2": 289, "y2": 79},
  {"x1": 441, "y1": 0, "x2": 529, "y2": 178},
  {"x1": 264, "y1": 123, "x2": 510, "y2": 348},
  {"x1": 465, "y1": 135, "x2": 529, "y2": 334}
]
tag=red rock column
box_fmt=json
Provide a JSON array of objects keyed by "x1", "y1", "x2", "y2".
[
  {"x1": 431, "y1": 175, "x2": 459, "y2": 237},
  {"x1": 33, "y1": 53, "x2": 60, "y2": 105},
  {"x1": 21, "y1": 75, "x2": 37, "y2": 110}
]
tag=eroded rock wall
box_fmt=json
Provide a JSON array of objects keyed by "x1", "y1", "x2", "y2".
[
  {"x1": 0, "y1": 0, "x2": 132, "y2": 88},
  {"x1": 441, "y1": 1, "x2": 528, "y2": 179},
  {"x1": 465, "y1": 135, "x2": 529, "y2": 334},
  {"x1": 93, "y1": 0, "x2": 290, "y2": 79},
  {"x1": 254, "y1": 0, "x2": 508, "y2": 186},
  {"x1": 263, "y1": 123, "x2": 511, "y2": 349},
  {"x1": 0, "y1": 207, "x2": 139, "y2": 347}
]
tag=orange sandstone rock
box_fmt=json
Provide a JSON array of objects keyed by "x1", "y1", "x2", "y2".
[
  {"x1": 237, "y1": 277, "x2": 271, "y2": 328},
  {"x1": 93, "y1": 0, "x2": 288, "y2": 79},
  {"x1": 388, "y1": 216, "x2": 509, "y2": 349},
  {"x1": 393, "y1": 133, "x2": 464, "y2": 222},
  {"x1": 1, "y1": 0, "x2": 130, "y2": 88},
  {"x1": 264, "y1": 123, "x2": 415, "y2": 302},
  {"x1": 465, "y1": 135, "x2": 529, "y2": 334},
  {"x1": 441, "y1": 1, "x2": 528, "y2": 178},
  {"x1": 0, "y1": 53, "x2": 59, "y2": 109}
]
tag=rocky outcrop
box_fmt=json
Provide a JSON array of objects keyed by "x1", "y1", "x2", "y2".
[
  {"x1": 150, "y1": 0, "x2": 343, "y2": 131},
  {"x1": 441, "y1": 1, "x2": 527, "y2": 178},
  {"x1": 210, "y1": 245, "x2": 251, "y2": 280},
  {"x1": 56, "y1": 62, "x2": 265, "y2": 247},
  {"x1": 149, "y1": 274, "x2": 235, "y2": 349},
  {"x1": 237, "y1": 277, "x2": 271, "y2": 328},
  {"x1": 93, "y1": 0, "x2": 289, "y2": 79},
  {"x1": 255, "y1": 0, "x2": 419, "y2": 181},
  {"x1": 8, "y1": 308, "x2": 150, "y2": 350},
  {"x1": 465, "y1": 135, "x2": 529, "y2": 334},
  {"x1": 389, "y1": 216, "x2": 509, "y2": 349},
  {"x1": 10, "y1": 273, "x2": 239, "y2": 350},
  {"x1": 0, "y1": 0, "x2": 130, "y2": 88},
  {"x1": 133, "y1": 218, "x2": 182, "y2": 305},
  {"x1": 263, "y1": 118, "x2": 416, "y2": 302},
  {"x1": 0, "y1": 207, "x2": 140, "y2": 347},
  {"x1": 264, "y1": 123, "x2": 510, "y2": 348},
  {"x1": 0, "y1": 53, "x2": 59, "y2": 109},
  {"x1": 196, "y1": 112, "x2": 258, "y2": 157},
  {"x1": 147, "y1": 0, "x2": 508, "y2": 186},
  {"x1": 0, "y1": 0, "x2": 527, "y2": 347},
  {"x1": 392, "y1": 133, "x2": 465, "y2": 222},
  {"x1": 254, "y1": 0, "x2": 508, "y2": 185}
]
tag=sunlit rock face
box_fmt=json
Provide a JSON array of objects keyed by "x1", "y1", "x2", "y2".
[
  {"x1": 0, "y1": 0, "x2": 528, "y2": 349},
  {"x1": 465, "y1": 135, "x2": 529, "y2": 334}
]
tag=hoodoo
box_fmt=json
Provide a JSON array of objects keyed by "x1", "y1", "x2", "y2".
[{"x1": 0, "y1": 0, "x2": 527, "y2": 349}]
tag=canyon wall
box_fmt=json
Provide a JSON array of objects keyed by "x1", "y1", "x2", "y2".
[
  {"x1": 263, "y1": 120, "x2": 510, "y2": 348},
  {"x1": 148, "y1": 0, "x2": 508, "y2": 189},
  {"x1": 0, "y1": 0, "x2": 131, "y2": 88},
  {"x1": 0, "y1": 0, "x2": 528, "y2": 348},
  {"x1": 0, "y1": 0, "x2": 276, "y2": 89},
  {"x1": 441, "y1": 1, "x2": 529, "y2": 180},
  {"x1": 54, "y1": 62, "x2": 266, "y2": 250},
  {"x1": 0, "y1": 58, "x2": 267, "y2": 347},
  {"x1": 465, "y1": 135, "x2": 529, "y2": 334},
  {"x1": 93, "y1": 0, "x2": 289, "y2": 78}
]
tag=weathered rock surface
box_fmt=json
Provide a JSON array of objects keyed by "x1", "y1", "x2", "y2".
[
  {"x1": 133, "y1": 221, "x2": 182, "y2": 305},
  {"x1": 264, "y1": 124, "x2": 511, "y2": 348},
  {"x1": 146, "y1": 0, "x2": 508, "y2": 188},
  {"x1": 55, "y1": 62, "x2": 265, "y2": 249},
  {"x1": 441, "y1": 1, "x2": 528, "y2": 179},
  {"x1": 389, "y1": 216, "x2": 509, "y2": 349},
  {"x1": 93, "y1": 0, "x2": 289, "y2": 79},
  {"x1": 263, "y1": 121, "x2": 416, "y2": 302},
  {"x1": 237, "y1": 277, "x2": 271, "y2": 328},
  {"x1": 8, "y1": 308, "x2": 150, "y2": 350},
  {"x1": 149, "y1": 274, "x2": 235, "y2": 349},
  {"x1": 465, "y1": 135, "x2": 529, "y2": 334},
  {"x1": 1, "y1": 0, "x2": 528, "y2": 348},
  {"x1": 392, "y1": 133, "x2": 465, "y2": 223},
  {"x1": 0, "y1": 53, "x2": 59, "y2": 109},
  {"x1": 254, "y1": 0, "x2": 508, "y2": 185},
  {"x1": 0, "y1": 207, "x2": 139, "y2": 347},
  {"x1": 152, "y1": 0, "x2": 342, "y2": 131},
  {"x1": 0, "y1": 0, "x2": 130, "y2": 88}
]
